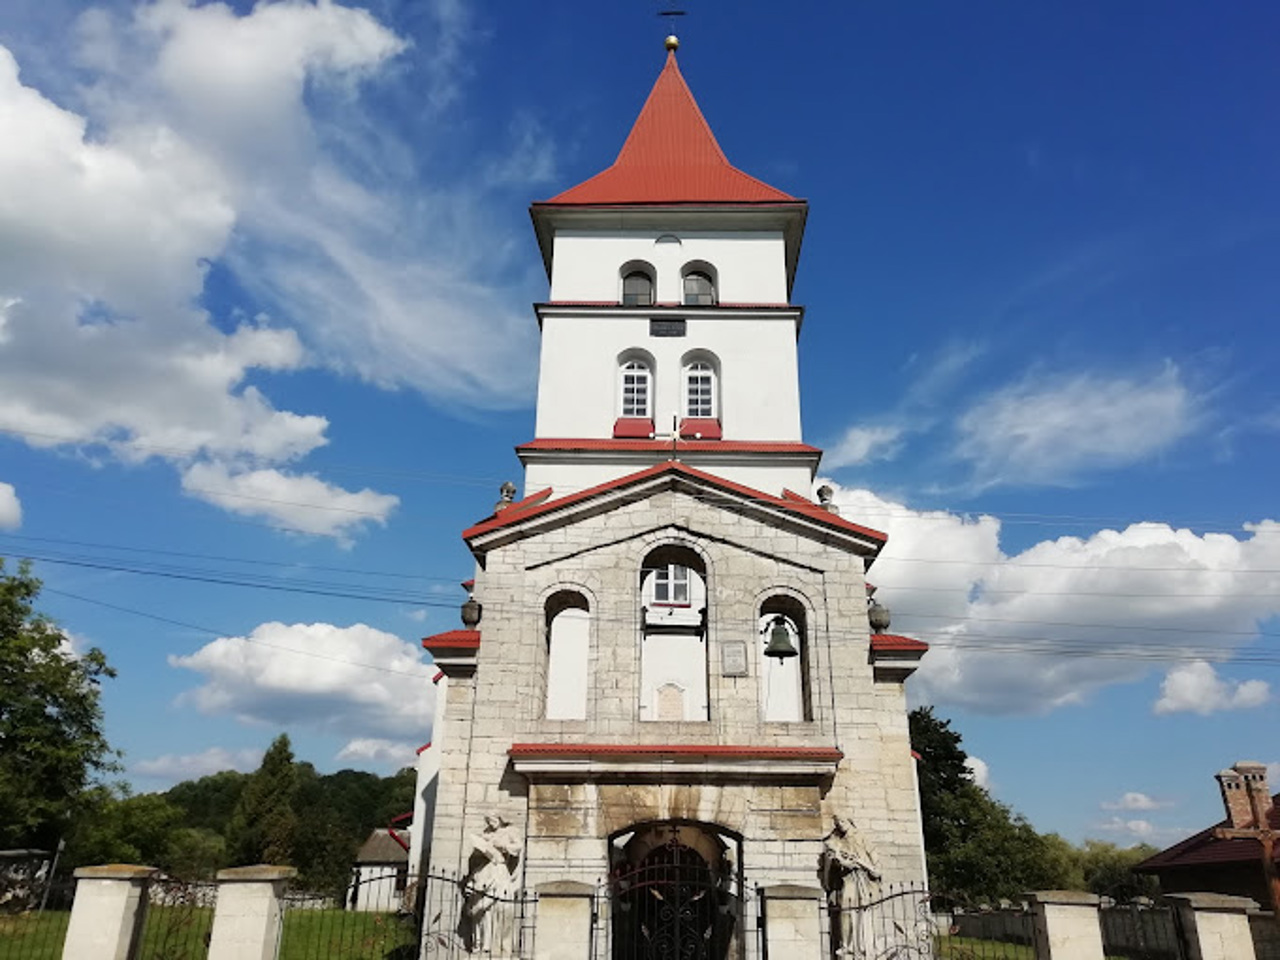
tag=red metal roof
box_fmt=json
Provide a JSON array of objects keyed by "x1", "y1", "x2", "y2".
[
  {"x1": 543, "y1": 51, "x2": 797, "y2": 206},
  {"x1": 422, "y1": 629, "x2": 480, "y2": 651},
  {"x1": 518, "y1": 438, "x2": 821, "y2": 455},
  {"x1": 509, "y1": 743, "x2": 843, "y2": 762},
  {"x1": 463, "y1": 460, "x2": 886, "y2": 544},
  {"x1": 1137, "y1": 795, "x2": 1280, "y2": 872},
  {"x1": 416, "y1": 741, "x2": 432, "y2": 755},
  {"x1": 870, "y1": 634, "x2": 930, "y2": 653},
  {"x1": 432, "y1": 670, "x2": 444, "y2": 684}
]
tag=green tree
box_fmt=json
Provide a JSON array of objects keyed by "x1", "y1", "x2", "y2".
[
  {"x1": 228, "y1": 734, "x2": 298, "y2": 866},
  {"x1": 1078, "y1": 840, "x2": 1160, "y2": 902},
  {"x1": 64, "y1": 789, "x2": 183, "y2": 867},
  {"x1": 909, "y1": 706, "x2": 1083, "y2": 901},
  {"x1": 0, "y1": 559, "x2": 118, "y2": 849},
  {"x1": 165, "y1": 827, "x2": 228, "y2": 879},
  {"x1": 164, "y1": 769, "x2": 250, "y2": 834}
]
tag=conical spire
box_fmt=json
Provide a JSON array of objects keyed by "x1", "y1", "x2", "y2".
[{"x1": 547, "y1": 49, "x2": 797, "y2": 206}]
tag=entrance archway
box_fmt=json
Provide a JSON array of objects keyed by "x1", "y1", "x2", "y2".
[{"x1": 607, "y1": 821, "x2": 742, "y2": 960}]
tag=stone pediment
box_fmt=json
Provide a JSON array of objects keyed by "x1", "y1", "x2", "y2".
[{"x1": 463, "y1": 461, "x2": 884, "y2": 561}]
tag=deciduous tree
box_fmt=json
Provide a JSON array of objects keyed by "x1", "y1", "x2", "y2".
[{"x1": 0, "y1": 559, "x2": 118, "y2": 849}]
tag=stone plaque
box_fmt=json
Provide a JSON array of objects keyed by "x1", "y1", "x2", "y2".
[
  {"x1": 650, "y1": 318, "x2": 687, "y2": 337},
  {"x1": 721, "y1": 641, "x2": 748, "y2": 677}
]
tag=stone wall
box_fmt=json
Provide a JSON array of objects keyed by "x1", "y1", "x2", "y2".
[{"x1": 428, "y1": 483, "x2": 926, "y2": 893}]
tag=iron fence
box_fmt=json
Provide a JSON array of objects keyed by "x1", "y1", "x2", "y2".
[
  {"x1": 820, "y1": 884, "x2": 1037, "y2": 960},
  {"x1": 281, "y1": 870, "x2": 536, "y2": 960},
  {"x1": 0, "y1": 854, "x2": 72, "y2": 960},
  {"x1": 134, "y1": 876, "x2": 214, "y2": 960},
  {"x1": 1097, "y1": 901, "x2": 1186, "y2": 960}
]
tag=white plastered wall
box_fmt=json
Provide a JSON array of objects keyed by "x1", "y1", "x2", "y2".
[
  {"x1": 533, "y1": 314, "x2": 801, "y2": 442},
  {"x1": 549, "y1": 231, "x2": 788, "y2": 305}
]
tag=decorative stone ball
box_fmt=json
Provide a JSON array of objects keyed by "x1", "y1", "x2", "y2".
[{"x1": 868, "y1": 600, "x2": 891, "y2": 633}]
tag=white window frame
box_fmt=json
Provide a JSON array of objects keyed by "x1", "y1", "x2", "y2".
[
  {"x1": 619, "y1": 359, "x2": 652, "y2": 418},
  {"x1": 653, "y1": 564, "x2": 691, "y2": 606},
  {"x1": 684, "y1": 361, "x2": 717, "y2": 419}
]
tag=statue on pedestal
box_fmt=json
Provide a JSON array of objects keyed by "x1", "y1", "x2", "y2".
[
  {"x1": 821, "y1": 816, "x2": 882, "y2": 958},
  {"x1": 461, "y1": 815, "x2": 523, "y2": 953}
]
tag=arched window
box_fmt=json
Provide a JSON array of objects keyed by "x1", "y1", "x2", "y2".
[
  {"x1": 545, "y1": 591, "x2": 590, "y2": 720},
  {"x1": 622, "y1": 270, "x2": 654, "y2": 307},
  {"x1": 620, "y1": 359, "x2": 652, "y2": 419},
  {"x1": 683, "y1": 271, "x2": 716, "y2": 306},
  {"x1": 759, "y1": 595, "x2": 810, "y2": 722},
  {"x1": 684, "y1": 361, "x2": 717, "y2": 418},
  {"x1": 639, "y1": 545, "x2": 709, "y2": 722}
]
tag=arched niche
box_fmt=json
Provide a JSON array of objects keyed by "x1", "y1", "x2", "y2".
[
  {"x1": 638, "y1": 544, "x2": 708, "y2": 722},
  {"x1": 758, "y1": 593, "x2": 811, "y2": 722},
  {"x1": 545, "y1": 589, "x2": 590, "y2": 720}
]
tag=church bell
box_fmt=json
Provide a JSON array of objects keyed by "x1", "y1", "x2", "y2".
[{"x1": 763, "y1": 617, "x2": 798, "y2": 659}]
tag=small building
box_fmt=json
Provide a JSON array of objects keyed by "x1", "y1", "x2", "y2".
[
  {"x1": 1136, "y1": 761, "x2": 1279, "y2": 907},
  {"x1": 349, "y1": 829, "x2": 409, "y2": 913}
]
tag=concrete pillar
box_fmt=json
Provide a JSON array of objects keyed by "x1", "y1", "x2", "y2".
[
  {"x1": 1164, "y1": 892, "x2": 1259, "y2": 960},
  {"x1": 759, "y1": 884, "x2": 823, "y2": 959},
  {"x1": 1025, "y1": 890, "x2": 1105, "y2": 960},
  {"x1": 207, "y1": 865, "x2": 297, "y2": 960},
  {"x1": 533, "y1": 881, "x2": 595, "y2": 960},
  {"x1": 61, "y1": 864, "x2": 157, "y2": 960}
]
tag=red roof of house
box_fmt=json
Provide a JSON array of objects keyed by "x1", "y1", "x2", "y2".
[
  {"x1": 870, "y1": 634, "x2": 930, "y2": 653},
  {"x1": 1136, "y1": 794, "x2": 1280, "y2": 872},
  {"x1": 462, "y1": 460, "x2": 886, "y2": 545},
  {"x1": 517, "y1": 438, "x2": 821, "y2": 455},
  {"x1": 509, "y1": 743, "x2": 843, "y2": 762},
  {"x1": 543, "y1": 51, "x2": 797, "y2": 207}
]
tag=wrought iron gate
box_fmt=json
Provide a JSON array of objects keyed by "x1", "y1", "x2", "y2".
[{"x1": 608, "y1": 839, "x2": 741, "y2": 960}]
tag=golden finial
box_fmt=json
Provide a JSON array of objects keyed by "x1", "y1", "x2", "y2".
[{"x1": 665, "y1": 34, "x2": 680, "y2": 52}]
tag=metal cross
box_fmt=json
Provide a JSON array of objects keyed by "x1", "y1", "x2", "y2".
[{"x1": 1212, "y1": 785, "x2": 1280, "y2": 918}]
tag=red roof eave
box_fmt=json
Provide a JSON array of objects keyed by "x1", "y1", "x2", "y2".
[
  {"x1": 422, "y1": 629, "x2": 480, "y2": 652},
  {"x1": 518, "y1": 438, "x2": 821, "y2": 455},
  {"x1": 871, "y1": 634, "x2": 930, "y2": 653}
]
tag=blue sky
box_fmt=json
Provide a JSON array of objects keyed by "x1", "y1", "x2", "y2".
[{"x1": 0, "y1": 0, "x2": 1278, "y2": 848}]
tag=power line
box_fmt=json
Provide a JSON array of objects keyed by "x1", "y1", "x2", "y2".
[{"x1": 44, "y1": 587, "x2": 436, "y2": 679}]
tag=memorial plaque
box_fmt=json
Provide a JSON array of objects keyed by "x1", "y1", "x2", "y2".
[
  {"x1": 721, "y1": 641, "x2": 748, "y2": 677},
  {"x1": 650, "y1": 318, "x2": 687, "y2": 337}
]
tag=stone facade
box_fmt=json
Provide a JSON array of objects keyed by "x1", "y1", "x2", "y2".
[{"x1": 427, "y1": 481, "x2": 926, "y2": 893}]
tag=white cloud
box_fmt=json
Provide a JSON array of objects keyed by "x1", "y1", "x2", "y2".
[
  {"x1": 955, "y1": 365, "x2": 1195, "y2": 487},
  {"x1": 1102, "y1": 792, "x2": 1170, "y2": 812},
  {"x1": 0, "y1": 0, "x2": 548, "y2": 537},
  {"x1": 824, "y1": 482, "x2": 1280, "y2": 714},
  {"x1": 965, "y1": 756, "x2": 990, "y2": 789},
  {"x1": 1097, "y1": 816, "x2": 1156, "y2": 841},
  {"x1": 181, "y1": 461, "x2": 398, "y2": 542},
  {"x1": 335, "y1": 738, "x2": 419, "y2": 769},
  {"x1": 170, "y1": 621, "x2": 435, "y2": 739},
  {"x1": 1153, "y1": 661, "x2": 1270, "y2": 716},
  {"x1": 0, "y1": 482, "x2": 20, "y2": 529},
  {"x1": 132, "y1": 745, "x2": 263, "y2": 783},
  {"x1": 825, "y1": 425, "x2": 904, "y2": 470}
]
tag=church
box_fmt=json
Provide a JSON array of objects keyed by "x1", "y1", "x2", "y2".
[{"x1": 420, "y1": 35, "x2": 929, "y2": 959}]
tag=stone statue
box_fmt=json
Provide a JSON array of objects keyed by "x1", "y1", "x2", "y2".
[
  {"x1": 461, "y1": 815, "x2": 523, "y2": 953},
  {"x1": 821, "y1": 816, "x2": 882, "y2": 958}
]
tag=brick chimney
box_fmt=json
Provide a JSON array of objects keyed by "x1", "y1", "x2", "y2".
[{"x1": 1216, "y1": 761, "x2": 1270, "y2": 828}]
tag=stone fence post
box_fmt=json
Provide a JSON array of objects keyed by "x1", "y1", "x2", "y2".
[
  {"x1": 533, "y1": 880, "x2": 595, "y2": 960},
  {"x1": 206, "y1": 865, "x2": 296, "y2": 960},
  {"x1": 1164, "y1": 892, "x2": 1258, "y2": 960},
  {"x1": 758, "y1": 884, "x2": 824, "y2": 958},
  {"x1": 61, "y1": 864, "x2": 157, "y2": 960},
  {"x1": 1025, "y1": 890, "x2": 1105, "y2": 960}
]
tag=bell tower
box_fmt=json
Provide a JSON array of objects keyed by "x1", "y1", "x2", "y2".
[{"x1": 523, "y1": 40, "x2": 818, "y2": 498}]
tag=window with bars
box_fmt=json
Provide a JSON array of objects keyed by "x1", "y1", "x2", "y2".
[
  {"x1": 622, "y1": 271, "x2": 655, "y2": 306},
  {"x1": 683, "y1": 271, "x2": 716, "y2": 306},
  {"x1": 653, "y1": 565, "x2": 691, "y2": 605},
  {"x1": 620, "y1": 360, "x2": 652, "y2": 418},
  {"x1": 685, "y1": 362, "x2": 715, "y2": 418}
]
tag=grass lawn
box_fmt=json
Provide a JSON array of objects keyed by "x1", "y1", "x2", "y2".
[
  {"x1": 279, "y1": 909, "x2": 418, "y2": 960},
  {"x1": 136, "y1": 904, "x2": 214, "y2": 959},
  {"x1": 935, "y1": 935, "x2": 1036, "y2": 958},
  {"x1": 0, "y1": 911, "x2": 71, "y2": 960}
]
